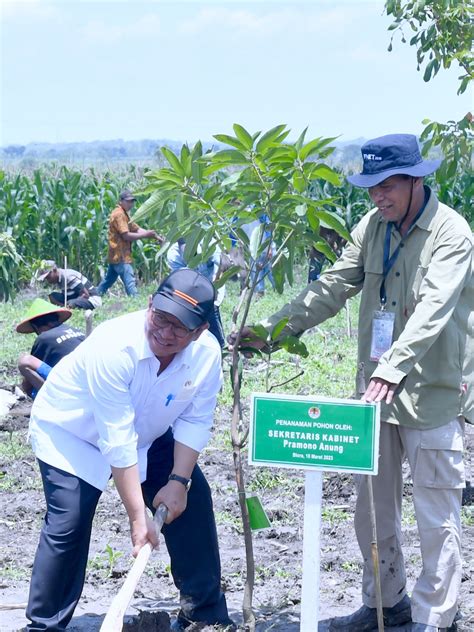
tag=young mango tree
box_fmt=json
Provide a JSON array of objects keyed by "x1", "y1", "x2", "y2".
[{"x1": 134, "y1": 124, "x2": 350, "y2": 630}]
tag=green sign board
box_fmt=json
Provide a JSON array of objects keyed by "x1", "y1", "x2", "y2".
[{"x1": 249, "y1": 393, "x2": 380, "y2": 475}]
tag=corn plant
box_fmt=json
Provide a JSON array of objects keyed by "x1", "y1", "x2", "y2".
[{"x1": 0, "y1": 164, "x2": 164, "y2": 300}]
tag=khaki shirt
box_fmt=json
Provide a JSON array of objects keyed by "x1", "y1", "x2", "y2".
[
  {"x1": 107, "y1": 205, "x2": 140, "y2": 264},
  {"x1": 262, "y1": 189, "x2": 473, "y2": 429}
]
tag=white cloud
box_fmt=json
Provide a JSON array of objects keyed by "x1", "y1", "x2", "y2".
[
  {"x1": 178, "y1": 5, "x2": 369, "y2": 38},
  {"x1": 81, "y1": 13, "x2": 161, "y2": 45}
]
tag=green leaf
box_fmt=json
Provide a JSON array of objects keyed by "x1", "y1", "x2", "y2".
[
  {"x1": 279, "y1": 335, "x2": 309, "y2": 358},
  {"x1": 306, "y1": 206, "x2": 320, "y2": 233},
  {"x1": 255, "y1": 124, "x2": 288, "y2": 154},
  {"x1": 312, "y1": 239, "x2": 337, "y2": 263},
  {"x1": 207, "y1": 149, "x2": 249, "y2": 165},
  {"x1": 213, "y1": 134, "x2": 248, "y2": 152},
  {"x1": 214, "y1": 265, "x2": 241, "y2": 289},
  {"x1": 249, "y1": 323, "x2": 270, "y2": 342},
  {"x1": 233, "y1": 124, "x2": 254, "y2": 150},
  {"x1": 220, "y1": 172, "x2": 242, "y2": 187},
  {"x1": 310, "y1": 164, "x2": 341, "y2": 186},
  {"x1": 132, "y1": 189, "x2": 174, "y2": 224},
  {"x1": 300, "y1": 136, "x2": 339, "y2": 161},
  {"x1": 293, "y1": 172, "x2": 306, "y2": 193},
  {"x1": 314, "y1": 210, "x2": 351, "y2": 241},
  {"x1": 175, "y1": 192, "x2": 186, "y2": 224},
  {"x1": 294, "y1": 127, "x2": 308, "y2": 151},
  {"x1": 162, "y1": 147, "x2": 185, "y2": 177},
  {"x1": 270, "y1": 317, "x2": 289, "y2": 341},
  {"x1": 272, "y1": 256, "x2": 285, "y2": 294}
]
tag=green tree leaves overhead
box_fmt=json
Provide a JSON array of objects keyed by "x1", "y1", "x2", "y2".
[
  {"x1": 385, "y1": 0, "x2": 473, "y2": 94},
  {"x1": 137, "y1": 123, "x2": 349, "y2": 293}
]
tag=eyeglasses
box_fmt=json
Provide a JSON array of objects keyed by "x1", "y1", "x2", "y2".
[{"x1": 150, "y1": 310, "x2": 193, "y2": 339}]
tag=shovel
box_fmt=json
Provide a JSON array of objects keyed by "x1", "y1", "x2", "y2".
[{"x1": 100, "y1": 503, "x2": 168, "y2": 632}]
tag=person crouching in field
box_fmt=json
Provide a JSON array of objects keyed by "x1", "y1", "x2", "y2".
[
  {"x1": 36, "y1": 260, "x2": 102, "y2": 310},
  {"x1": 25, "y1": 269, "x2": 235, "y2": 632},
  {"x1": 16, "y1": 298, "x2": 85, "y2": 398}
]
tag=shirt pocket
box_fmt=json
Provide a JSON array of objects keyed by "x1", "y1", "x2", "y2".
[
  {"x1": 413, "y1": 418, "x2": 465, "y2": 489},
  {"x1": 174, "y1": 386, "x2": 196, "y2": 402}
]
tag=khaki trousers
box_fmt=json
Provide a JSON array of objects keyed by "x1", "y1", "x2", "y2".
[{"x1": 355, "y1": 418, "x2": 465, "y2": 629}]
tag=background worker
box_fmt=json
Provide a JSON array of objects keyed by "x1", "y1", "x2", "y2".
[
  {"x1": 97, "y1": 189, "x2": 162, "y2": 297},
  {"x1": 167, "y1": 238, "x2": 226, "y2": 347},
  {"x1": 230, "y1": 134, "x2": 472, "y2": 632},
  {"x1": 37, "y1": 260, "x2": 102, "y2": 310},
  {"x1": 25, "y1": 269, "x2": 234, "y2": 632},
  {"x1": 15, "y1": 298, "x2": 85, "y2": 398}
]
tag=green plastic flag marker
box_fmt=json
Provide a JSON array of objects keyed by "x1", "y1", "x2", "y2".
[{"x1": 246, "y1": 494, "x2": 271, "y2": 530}]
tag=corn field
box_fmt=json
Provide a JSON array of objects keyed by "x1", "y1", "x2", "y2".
[
  {"x1": 0, "y1": 164, "x2": 163, "y2": 300},
  {"x1": 0, "y1": 157, "x2": 471, "y2": 303}
]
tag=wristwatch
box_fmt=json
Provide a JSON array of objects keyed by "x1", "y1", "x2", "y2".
[{"x1": 168, "y1": 473, "x2": 192, "y2": 492}]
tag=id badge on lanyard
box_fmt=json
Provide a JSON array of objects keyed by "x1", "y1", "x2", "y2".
[{"x1": 370, "y1": 309, "x2": 395, "y2": 362}]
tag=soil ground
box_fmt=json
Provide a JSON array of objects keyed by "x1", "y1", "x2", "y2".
[{"x1": 1, "y1": 390, "x2": 473, "y2": 632}]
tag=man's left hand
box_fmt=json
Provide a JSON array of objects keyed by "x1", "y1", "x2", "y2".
[
  {"x1": 153, "y1": 480, "x2": 188, "y2": 524},
  {"x1": 363, "y1": 377, "x2": 398, "y2": 404}
]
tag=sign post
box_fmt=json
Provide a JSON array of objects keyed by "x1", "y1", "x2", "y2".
[{"x1": 249, "y1": 393, "x2": 380, "y2": 632}]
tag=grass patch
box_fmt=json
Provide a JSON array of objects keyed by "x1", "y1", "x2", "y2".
[
  {"x1": 461, "y1": 506, "x2": 474, "y2": 527},
  {"x1": 0, "y1": 432, "x2": 30, "y2": 462},
  {"x1": 322, "y1": 506, "x2": 351, "y2": 525}
]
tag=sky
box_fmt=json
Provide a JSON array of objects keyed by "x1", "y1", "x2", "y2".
[{"x1": 1, "y1": 0, "x2": 472, "y2": 146}]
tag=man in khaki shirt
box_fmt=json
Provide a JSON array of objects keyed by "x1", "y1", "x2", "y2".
[
  {"x1": 97, "y1": 189, "x2": 161, "y2": 297},
  {"x1": 232, "y1": 134, "x2": 473, "y2": 632}
]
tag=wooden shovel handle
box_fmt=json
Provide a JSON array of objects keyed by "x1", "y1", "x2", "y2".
[{"x1": 99, "y1": 503, "x2": 168, "y2": 632}]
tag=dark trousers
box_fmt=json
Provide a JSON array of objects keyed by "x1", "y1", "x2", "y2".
[
  {"x1": 49, "y1": 291, "x2": 96, "y2": 310},
  {"x1": 26, "y1": 429, "x2": 230, "y2": 631}
]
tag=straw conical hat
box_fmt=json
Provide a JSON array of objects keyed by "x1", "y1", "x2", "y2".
[{"x1": 16, "y1": 298, "x2": 72, "y2": 334}]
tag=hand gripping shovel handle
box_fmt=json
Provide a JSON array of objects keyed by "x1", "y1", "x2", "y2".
[{"x1": 100, "y1": 503, "x2": 168, "y2": 632}]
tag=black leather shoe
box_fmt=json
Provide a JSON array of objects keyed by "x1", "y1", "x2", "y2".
[{"x1": 329, "y1": 594, "x2": 412, "y2": 631}]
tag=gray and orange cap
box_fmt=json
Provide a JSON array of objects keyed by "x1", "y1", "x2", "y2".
[
  {"x1": 152, "y1": 268, "x2": 215, "y2": 330},
  {"x1": 119, "y1": 189, "x2": 137, "y2": 202},
  {"x1": 347, "y1": 134, "x2": 441, "y2": 188}
]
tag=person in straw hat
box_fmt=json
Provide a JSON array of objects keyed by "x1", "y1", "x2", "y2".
[
  {"x1": 16, "y1": 298, "x2": 85, "y2": 398},
  {"x1": 230, "y1": 134, "x2": 472, "y2": 632}
]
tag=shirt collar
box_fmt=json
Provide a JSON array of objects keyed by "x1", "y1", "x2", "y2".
[{"x1": 415, "y1": 186, "x2": 438, "y2": 231}]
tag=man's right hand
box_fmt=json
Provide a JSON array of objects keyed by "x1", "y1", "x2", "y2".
[
  {"x1": 227, "y1": 326, "x2": 267, "y2": 355},
  {"x1": 130, "y1": 510, "x2": 159, "y2": 557},
  {"x1": 149, "y1": 230, "x2": 165, "y2": 243}
]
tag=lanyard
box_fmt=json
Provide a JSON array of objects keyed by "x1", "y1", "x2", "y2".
[{"x1": 379, "y1": 188, "x2": 429, "y2": 307}]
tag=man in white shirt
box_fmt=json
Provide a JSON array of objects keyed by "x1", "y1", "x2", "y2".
[{"x1": 25, "y1": 269, "x2": 234, "y2": 631}]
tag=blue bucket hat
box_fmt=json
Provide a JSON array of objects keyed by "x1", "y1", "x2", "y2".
[{"x1": 347, "y1": 134, "x2": 441, "y2": 188}]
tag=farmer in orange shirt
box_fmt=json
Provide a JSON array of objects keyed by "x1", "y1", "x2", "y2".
[{"x1": 97, "y1": 189, "x2": 162, "y2": 297}]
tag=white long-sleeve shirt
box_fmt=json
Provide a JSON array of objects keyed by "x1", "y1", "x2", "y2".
[{"x1": 29, "y1": 310, "x2": 223, "y2": 490}]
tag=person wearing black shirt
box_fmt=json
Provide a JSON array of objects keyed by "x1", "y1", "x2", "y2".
[{"x1": 16, "y1": 298, "x2": 85, "y2": 398}]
